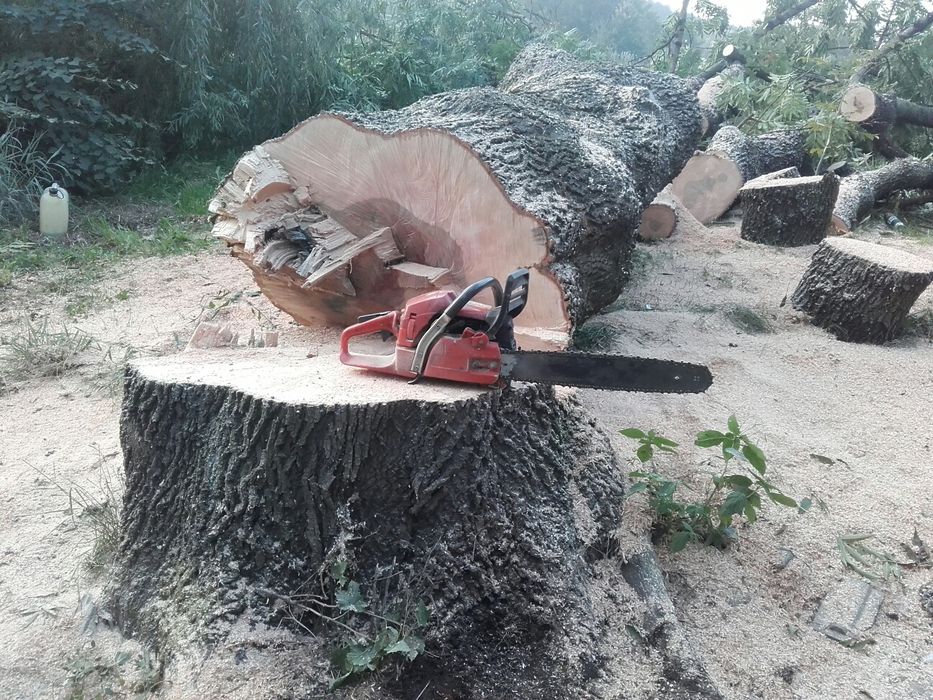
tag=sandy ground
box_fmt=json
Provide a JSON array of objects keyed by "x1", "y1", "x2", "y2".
[{"x1": 0, "y1": 220, "x2": 931, "y2": 698}]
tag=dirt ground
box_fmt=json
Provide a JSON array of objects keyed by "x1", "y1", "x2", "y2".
[{"x1": 0, "y1": 217, "x2": 931, "y2": 698}]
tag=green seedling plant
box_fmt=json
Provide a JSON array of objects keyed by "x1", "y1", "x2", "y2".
[
  {"x1": 326, "y1": 560, "x2": 429, "y2": 689},
  {"x1": 622, "y1": 416, "x2": 809, "y2": 552}
]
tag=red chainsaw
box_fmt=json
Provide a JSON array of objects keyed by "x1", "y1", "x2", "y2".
[{"x1": 339, "y1": 269, "x2": 712, "y2": 393}]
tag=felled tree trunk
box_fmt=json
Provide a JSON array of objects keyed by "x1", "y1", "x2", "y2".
[
  {"x1": 740, "y1": 173, "x2": 839, "y2": 246},
  {"x1": 670, "y1": 126, "x2": 807, "y2": 224},
  {"x1": 107, "y1": 350, "x2": 720, "y2": 699},
  {"x1": 210, "y1": 44, "x2": 702, "y2": 349},
  {"x1": 791, "y1": 238, "x2": 933, "y2": 343},
  {"x1": 637, "y1": 186, "x2": 707, "y2": 241},
  {"x1": 832, "y1": 157, "x2": 933, "y2": 232}
]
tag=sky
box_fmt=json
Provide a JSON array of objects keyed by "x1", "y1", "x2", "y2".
[{"x1": 656, "y1": 0, "x2": 769, "y2": 28}]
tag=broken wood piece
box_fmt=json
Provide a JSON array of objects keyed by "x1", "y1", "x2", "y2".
[
  {"x1": 740, "y1": 173, "x2": 839, "y2": 246},
  {"x1": 791, "y1": 237, "x2": 933, "y2": 343},
  {"x1": 211, "y1": 44, "x2": 703, "y2": 348},
  {"x1": 387, "y1": 261, "x2": 451, "y2": 288},
  {"x1": 670, "y1": 126, "x2": 807, "y2": 224},
  {"x1": 832, "y1": 157, "x2": 933, "y2": 232},
  {"x1": 186, "y1": 322, "x2": 239, "y2": 350}
]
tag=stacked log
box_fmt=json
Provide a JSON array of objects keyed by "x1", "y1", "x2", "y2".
[
  {"x1": 792, "y1": 238, "x2": 933, "y2": 343},
  {"x1": 210, "y1": 44, "x2": 703, "y2": 349},
  {"x1": 670, "y1": 126, "x2": 807, "y2": 224},
  {"x1": 832, "y1": 158, "x2": 933, "y2": 232},
  {"x1": 740, "y1": 173, "x2": 840, "y2": 246}
]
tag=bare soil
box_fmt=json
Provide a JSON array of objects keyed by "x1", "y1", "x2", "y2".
[{"x1": 0, "y1": 218, "x2": 931, "y2": 698}]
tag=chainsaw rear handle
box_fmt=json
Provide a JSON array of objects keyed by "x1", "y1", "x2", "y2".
[
  {"x1": 339, "y1": 311, "x2": 399, "y2": 371},
  {"x1": 409, "y1": 276, "x2": 503, "y2": 380}
]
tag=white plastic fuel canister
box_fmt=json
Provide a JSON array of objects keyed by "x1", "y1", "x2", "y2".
[{"x1": 39, "y1": 183, "x2": 69, "y2": 237}]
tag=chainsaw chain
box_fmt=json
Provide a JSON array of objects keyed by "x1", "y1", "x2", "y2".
[{"x1": 502, "y1": 350, "x2": 711, "y2": 394}]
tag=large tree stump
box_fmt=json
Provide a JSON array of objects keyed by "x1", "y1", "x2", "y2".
[
  {"x1": 791, "y1": 238, "x2": 933, "y2": 343},
  {"x1": 209, "y1": 44, "x2": 702, "y2": 349},
  {"x1": 832, "y1": 157, "x2": 933, "y2": 232},
  {"x1": 740, "y1": 173, "x2": 840, "y2": 246},
  {"x1": 670, "y1": 126, "x2": 807, "y2": 224},
  {"x1": 107, "y1": 349, "x2": 720, "y2": 698}
]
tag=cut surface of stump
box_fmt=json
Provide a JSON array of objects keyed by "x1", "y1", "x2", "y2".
[
  {"x1": 108, "y1": 349, "x2": 720, "y2": 698},
  {"x1": 670, "y1": 126, "x2": 806, "y2": 224},
  {"x1": 210, "y1": 44, "x2": 702, "y2": 349},
  {"x1": 832, "y1": 157, "x2": 933, "y2": 232},
  {"x1": 740, "y1": 173, "x2": 840, "y2": 246},
  {"x1": 791, "y1": 238, "x2": 933, "y2": 343}
]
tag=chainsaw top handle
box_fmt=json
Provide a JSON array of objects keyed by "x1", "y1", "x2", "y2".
[{"x1": 409, "y1": 276, "x2": 503, "y2": 381}]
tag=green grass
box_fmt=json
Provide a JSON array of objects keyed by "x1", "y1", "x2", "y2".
[
  {"x1": 725, "y1": 305, "x2": 773, "y2": 334},
  {"x1": 0, "y1": 154, "x2": 232, "y2": 280},
  {"x1": 126, "y1": 153, "x2": 234, "y2": 216}
]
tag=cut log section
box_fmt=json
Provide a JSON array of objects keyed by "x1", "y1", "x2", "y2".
[
  {"x1": 670, "y1": 126, "x2": 807, "y2": 224},
  {"x1": 841, "y1": 85, "x2": 933, "y2": 129},
  {"x1": 637, "y1": 186, "x2": 707, "y2": 241},
  {"x1": 740, "y1": 173, "x2": 840, "y2": 246},
  {"x1": 107, "y1": 349, "x2": 721, "y2": 698},
  {"x1": 638, "y1": 188, "x2": 679, "y2": 241},
  {"x1": 832, "y1": 157, "x2": 933, "y2": 232},
  {"x1": 791, "y1": 238, "x2": 933, "y2": 343},
  {"x1": 210, "y1": 44, "x2": 702, "y2": 349}
]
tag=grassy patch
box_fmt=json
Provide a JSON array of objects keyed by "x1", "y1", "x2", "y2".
[
  {"x1": 0, "y1": 154, "x2": 231, "y2": 281},
  {"x1": 900, "y1": 221, "x2": 933, "y2": 245},
  {"x1": 572, "y1": 321, "x2": 618, "y2": 352},
  {"x1": 905, "y1": 308, "x2": 933, "y2": 341},
  {"x1": 0, "y1": 318, "x2": 95, "y2": 381},
  {"x1": 65, "y1": 646, "x2": 163, "y2": 699},
  {"x1": 725, "y1": 305, "x2": 773, "y2": 334}
]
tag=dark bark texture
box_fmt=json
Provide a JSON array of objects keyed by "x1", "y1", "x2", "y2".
[
  {"x1": 740, "y1": 174, "x2": 839, "y2": 246},
  {"x1": 108, "y1": 355, "x2": 720, "y2": 698},
  {"x1": 832, "y1": 157, "x2": 933, "y2": 231},
  {"x1": 791, "y1": 238, "x2": 933, "y2": 343}
]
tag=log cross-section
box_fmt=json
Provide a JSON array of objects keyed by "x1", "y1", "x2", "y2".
[{"x1": 210, "y1": 44, "x2": 703, "y2": 348}]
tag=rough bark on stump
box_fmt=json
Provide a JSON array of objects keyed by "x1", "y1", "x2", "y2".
[
  {"x1": 791, "y1": 238, "x2": 933, "y2": 343},
  {"x1": 832, "y1": 157, "x2": 933, "y2": 232},
  {"x1": 107, "y1": 350, "x2": 720, "y2": 698},
  {"x1": 210, "y1": 44, "x2": 702, "y2": 349},
  {"x1": 670, "y1": 126, "x2": 807, "y2": 224},
  {"x1": 740, "y1": 173, "x2": 840, "y2": 246}
]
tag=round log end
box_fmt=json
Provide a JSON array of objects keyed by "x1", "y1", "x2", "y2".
[
  {"x1": 840, "y1": 85, "x2": 877, "y2": 123},
  {"x1": 638, "y1": 201, "x2": 678, "y2": 241},
  {"x1": 669, "y1": 152, "x2": 743, "y2": 224}
]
